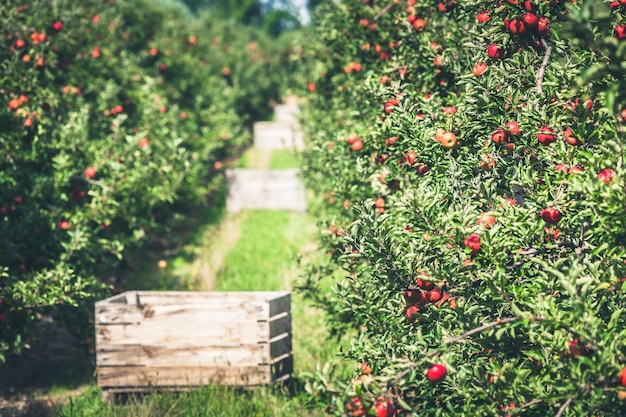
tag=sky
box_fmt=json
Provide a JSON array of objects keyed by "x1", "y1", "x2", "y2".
[{"x1": 292, "y1": 0, "x2": 310, "y2": 24}]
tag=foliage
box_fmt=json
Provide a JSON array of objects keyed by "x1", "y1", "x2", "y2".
[
  {"x1": 0, "y1": 0, "x2": 291, "y2": 363},
  {"x1": 54, "y1": 385, "x2": 325, "y2": 417},
  {"x1": 299, "y1": 0, "x2": 626, "y2": 415}
]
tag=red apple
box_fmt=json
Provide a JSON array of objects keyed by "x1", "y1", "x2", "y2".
[
  {"x1": 537, "y1": 126, "x2": 556, "y2": 145},
  {"x1": 374, "y1": 399, "x2": 395, "y2": 417},
  {"x1": 487, "y1": 44, "x2": 504, "y2": 59},
  {"x1": 347, "y1": 398, "x2": 364, "y2": 415},
  {"x1": 413, "y1": 18, "x2": 426, "y2": 32},
  {"x1": 406, "y1": 151, "x2": 418, "y2": 165},
  {"x1": 416, "y1": 275, "x2": 435, "y2": 290},
  {"x1": 477, "y1": 11, "x2": 490, "y2": 23},
  {"x1": 524, "y1": 1, "x2": 538, "y2": 12},
  {"x1": 384, "y1": 98, "x2": 399, "y2": 114},
  {"x1": 346, "y1": 133, "x2": 359, "y2": 145},
  {"x1": 406, "y1": 305, "x2": 421, "y2": 323},
  {"x1": 53, "y1": 21, "x2": 63, "y2": 31},
  {"x1": 567, "y1": 339, "x2": 587, "y2": 357},
  {"x1": 537, "y1": 16, "x2": 551, "y2": 34},
  {"x1": 505, "y1": 121, "x2": 520, "y2": 135},
  {"x1": 491, "y1": 128, "x2": 510, "y2": 144},
  {"x1": 385, "y1": 136, "x2": 398, "y2": 146},
  {"x1": 472, "y1": 62, "x2": 488, "y2": 76},
  {"x1": 598, "y1": 168, "x2": 615, "y2": 184},
  {"x1": 508, "y1": 18, "x2": 526, "y2": 35},
  {"x1": 563, "y1": 127, "x2": 581, "y2": 146},
  {"x1": 427, "y1": 363, "x2": 447, "y2": 383},
  {"x1": 403, "y1": 289, "x2": 426, "y2": 305},
  {"x1": 477, "y1": 213, "x2": 496, "y2": 228},
  {"x1": 351, "y1": 139, "x2": 364, "y2": 151},
  {"x1": 522, "y1": 13, "x2": 538, "y2": 29},
  {"x1": 540, "y1": 207, "x2": 562, "y2": 225},
  {"x1": 427, "y1": 288, "x2": 443, "y2": 303},
  {"x1": 437, "y1": 2, "x2": 452, "y2": 13},
  {"x1": 85, "y1": 166, "x2": 97, "y2": 179},
  {"x1": 615, "y1": 24, "x2": 626, "y2": 40},
  {"x1": 464, "y1": 234, "x2": 481, "y2": 255}
]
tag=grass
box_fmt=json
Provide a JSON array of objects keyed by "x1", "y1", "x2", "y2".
[
  {"x1": 269, "y1": 149, "x2": 300, "y2": 169},
  {"x1": 214, "y1": 209, "x2": 349, "y2": 375},
  {"x1": 55, "y1": 385, "x2": 318, "y2": 417},
  {"x1": 119, "y1": 183, "x2": 228, "y2": 291},
  {"x1": 215, "y1": 210, "x2": 309, "y2": 291},
  {"x1": 236, "y1": 148, "x2": 299, "y2": 169},
  {"x1": 50, "y1": 208, "x2": 339, "y2": 417},
  {"x1": 45, "y1": 147, "x2": 350, "y2": 417}
]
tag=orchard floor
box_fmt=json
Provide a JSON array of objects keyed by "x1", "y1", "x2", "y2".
[{"x1": 0, "y1": 144, "x2": 346, "y2": 417}]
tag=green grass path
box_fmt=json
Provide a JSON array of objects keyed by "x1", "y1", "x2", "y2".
[{"x1": 51, "y1": 141, "x2": 345, "y2": 417}]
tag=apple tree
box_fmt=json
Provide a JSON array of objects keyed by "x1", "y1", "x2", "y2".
[
  {"x1": 0, "y1": 0, "x2": 294, "y2": 363},
  {"x1": 298, "y1": 0, "x2": 626, "y2": 415}
]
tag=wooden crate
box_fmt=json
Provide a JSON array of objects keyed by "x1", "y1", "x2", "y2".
[
  {"x1": 95, "y1": 291, "x2": 292, "y2": 398},
  {"x1": 225, "y1": 168, "x2": 307, "y2": 214},
  {"x1": 253, "y1": 121, "x2": 304, "y2": 150}
]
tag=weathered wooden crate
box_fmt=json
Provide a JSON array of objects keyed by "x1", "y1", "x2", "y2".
[
  {"x1": 253, "y1": 121, "x2": 304, "y2": 150},
  {"x1": 95, "y1": 291, "x2": 292, "y2": 398},
  {"x1": 273, "y1": 104, "x2": 300, "y2": 125},
  {"x1": 225, "y1": 168, "x2": 307, "y2": 214}
]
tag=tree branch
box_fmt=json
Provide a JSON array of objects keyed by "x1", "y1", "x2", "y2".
[
  {"x1": 388, "y1": 316, "x2": 521, "y2": 387},
  {"x1": 445, "y1": 316, "x2": 519, "y2": 345},
  {"x1": 373, "y1": 3, "x2": 394, "y2": 22},
  {"x1": 555, "y1": 396, "x2": 574, "y2": 417},
  {"x1": 536, "y1": 38, "x2": 552, "y2": 96},
  {"x1": 519, "y1": 399, "x2": 543, "y2": 410},
  {"x1": 506, "y1": 241, "x2": 574, "y2": 270}
]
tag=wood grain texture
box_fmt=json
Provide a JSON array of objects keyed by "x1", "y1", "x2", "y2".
[
  {"x1": 253, "y1": 121, "x2": 304, "y2": 150},
  {"x1": 224, "y1": 169, "x2": 306, "y2": 214},
  {"x1": 96, "y1": 302, "x2": 268, "y2": 326},
  {"x1": 95, "y1": 291, "x2": 293, "y2": 393},
  {"x1": 97, "y1": 343, "x2": 270, "y2": 367},
  {"x1": 98, "y1": 365, "x2": 272, "y2": 387}
]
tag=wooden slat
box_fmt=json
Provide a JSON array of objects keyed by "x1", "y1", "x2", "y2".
[
  {"x1": 96, "y1": 302, "x2": 270, "y2": 326},
  {"x1": 269, "y1": 293, "x2": 290, "y2": 317},
  {"x1": 96, "y1": 343, "x2": 270, "y2": 367},
  {"x1": 253, "y1": 122, "x2": 304, "y2": 151},
  {"x1": 96, "y1": 303, "x2": 143, "y2": 325},
  {"x1": 271, "y1": 354, "x2": 293, "y2": 381},
  {"x1": 95, "y1": 291, "x2": 132, "y2": 306},
  {"x1": 134, "y1": 291, "x2": 290, "y2": 306},
  {"x1": 269, "y1": 333, "x2": 292, "y2": 359},
  {"x1": 225, "y1": 169, "x2": 306, "y2": 214},
  {"x1": 96, "y1": 320, "x2": 271, "y2": 346},
  {"x1": 95, "y1": 291, "x2": 293, "y2": 391},
  {"x1": 98, "y1": 365, "x2": 272, "y2": 387},
  {"x1": 269, "y1": 313, "x2": 291, "y2": 339}
]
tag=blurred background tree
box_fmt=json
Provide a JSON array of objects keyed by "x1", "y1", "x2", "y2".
[{"x1": 175, "y1": 0, "x2": 307, "y2": 36}]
